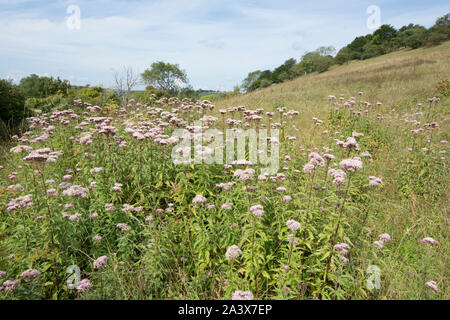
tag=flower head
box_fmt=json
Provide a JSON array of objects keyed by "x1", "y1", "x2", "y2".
[
  {"x1": 303, "y1": 163, "x2": 315, "y2": 174},
  {"x1": 112, "y1": 183, "x2": 123, "y2": 192},
  {"x1": 369, "y1": 176, "x2": 382, "y2": 187},
  {"x1": 6, "y1": 194, "x2": 33, "y2": 211},
  {"x1": 379, "y1": 233, "x2": 391, "y2": 243},
  {"x1": 2, "y1": 279, "x2": 19, "y2": 291},
  {"x1": 20, "y1": 268, "x2": 40, "y2": 281},
  {"x1": 77, "y1": 279, "x2": 92, "y2": 292},
  {"x1": 286, "y1": 219, "x2": 301, "y2": 232},
  {"x1": 93, "y1": 256, "x2": 108, "y2": 269},
  {"x1": 192, "y1": 194, "x2": 207, "y2": 203},
  {"x1": 308, "y1": 152, "x2": 325, "y2": 166},
  {"x1": 117, "y1": 223, "x2": 131, "y2": 232},
  {"x1": 339, "y1": 158, "x2": 363, "y2": 172},
  {"x1": 373, "y1": 240, "x2": 384, "y2": 249},
  {"x1": 225, "y1": 245, "x2": 242, "y2": 260},
  {"x1": 62, "y1": 185, "x2": 89, "y2": 198},
  {"x1": 250, "y1": 204, "x2": 264, "y2": 217},
  {"x1": 221, "y1": 202, "x2": 233, "y2": 210},
  {"x1": 425, "y1": 281, "x2": 438, "y2": 292},
  {"x1": 421, "y1": 237, "x2": 440, "y2": 246}
]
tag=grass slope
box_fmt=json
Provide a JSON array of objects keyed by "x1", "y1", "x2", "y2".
[{"x1": 215, "y1": 41, "x2": 449, "y2": 299}]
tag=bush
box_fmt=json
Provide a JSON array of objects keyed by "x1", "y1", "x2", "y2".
[
  {"x1": 0, "y1": 79, "x2": 29, "y2": 136},
  {"x1": 436, "y1": 79, "x2": 449, "y2": 96},
  {"x1": 25, "y1": 94, "x2": 70, "y2": 113},
  {"x1": 70, "y1": 87, "x2": 119, "y2": 107},
  {"x1": 19, "y1": 74, "x2": 70, "y2": 99}
]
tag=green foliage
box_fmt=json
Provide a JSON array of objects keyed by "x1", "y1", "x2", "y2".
[
  {"x1": 241, "y1": 71, "x2": 262, "y2": 92},
  {"x1": 335, "y1": 47, "x2": 353, "y2": 65},
  {"x1": 72, "y1": 87, "x2": 119, "y2": 107},
  {"x1": 0, "y1": 79, "x2": 29, "y2": 138},
  {"x1": 19, "y1": 74, "x2": 70, "y2": 99},
  {"x1": 141, "y1": 61, "x2": 189, "y2": 93},
  {"x1": 25, "y1": 94, "x2": 68, "y2": 113},
  {"x1": 427, "y1": 14, "x2": 450, "y2": 46},
  {"x1": 272, "y1": 58, "x2": 297, "y2": 83},
  {"x1": 77, "y1": 86, "x2": 103, "y2": 99},
  {"x1": 397, "y1": 24, "x2": 428, "y2": 49},
  {"x1": 243, "y1": 47, "x2": 336, "y2": 92},
  {"x1": 335, "y1": 14, "x2": 449, "y2": 65}
]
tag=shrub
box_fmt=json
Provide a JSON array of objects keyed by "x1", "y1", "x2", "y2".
[{"x1": 0, "y1": 79, "x2": 29, "y2": 137}]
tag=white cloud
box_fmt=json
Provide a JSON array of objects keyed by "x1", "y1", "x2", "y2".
[{"x1": 0, "y1": 0, "x2": 448, "y2": 90}]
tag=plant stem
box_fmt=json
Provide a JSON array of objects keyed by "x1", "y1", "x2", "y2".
[{"x1": 322, "y1": 174, "x2": 352, "y2": 288}]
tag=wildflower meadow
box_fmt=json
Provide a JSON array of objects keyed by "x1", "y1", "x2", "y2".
[
  {"x1": 1, "y1": 74, "x2": 448, "y2": 299},
  {"x1": 0, "y1": 3, "x2": 448, "y2": 302}
]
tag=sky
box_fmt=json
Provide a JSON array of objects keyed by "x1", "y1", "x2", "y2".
[{"x1": 0, "y1": 0, "x2": 449, "y2": 91}]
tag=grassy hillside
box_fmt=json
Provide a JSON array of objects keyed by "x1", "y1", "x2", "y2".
[
  {"x1": 0, "y1": 42, "x2": 448, "y2": 300},
  {"x1": 218, "y1": 41, "x2": 450, "y2": 119},
  {"x1": 215, "y1": 41, "x2": 450, "y2": 299}
]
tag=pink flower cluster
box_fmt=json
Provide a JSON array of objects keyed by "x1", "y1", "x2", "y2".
[
  {"x1": 122, "y1": 204, "x2": 143, "y2": 212},
  {"x1": 369, "y1": 176, "x2": 382, "y2": 187},
  {"x1": 250, "y1": 204, "x2": 264, "y2": 217},
  {"x1": 117, "y1": 223, "x2": 131, "y2": 232},
  {"x1": 6, "y1": 194, "x2": 33, "y2": 211},
  {"x1": 374, "y1": 233, "x2": 391, "y2": 249},
  {"x1": 192, "y1": 194, "x2": 207, "y2": 203},
  {"x1": 421, "y1": 237, "x2": 440, "y2": 246},
  {"x1": 225, "y1": 245, "x2": 242, "y2": 260},
  {"x1": 234, "y1": 168, "x2": 256, "y2": 181},
  {"x1": 20, "y1": 268, "x2": 40, "y2": 281},
  {"x1": 2, "y1": 279, "x2": 19, "y2": 291},
  {"x1": 62, "y1": 185, "x2": 89, "y2": 198},
  {"x1": 286, "y1": 219, "x2": 301, "y2": 232},
  {"x1": 425, "y1": 281, "x2": 438, "y2": 292},
  {"x1": 334, "y1": 243, "x2": 350, "y2": 263},
  {"x1": 93, "y1": 256, "x2": 108, "y2": 269},
  {"x1": 328, "y1": 169, "x2": 346, "y2": 185},
  {"x1": 78, "y1": 279, "x2": 92, "y2": 292},
  {"x1": 339, "y1": 157, "x2": 363, "y2": 172}
]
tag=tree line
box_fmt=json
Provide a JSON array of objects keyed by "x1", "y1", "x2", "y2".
[
  {"x1": 0, "y1": 61, "x2": 215, "y2": 138},
  {"x1": 241, "y1": 14, "x2": 449, "y2": 93}
]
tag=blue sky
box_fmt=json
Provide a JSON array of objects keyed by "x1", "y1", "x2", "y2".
[{"x1": 1, "y1": 0, "x2": 449, "y2": 91}]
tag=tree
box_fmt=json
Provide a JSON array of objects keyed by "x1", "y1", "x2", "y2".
[
  {"x1": 241, "y1": 70, "x2": 262, "y2": 92},
  {"x1": 316, "y1": 46, "x2": 336, "y2": 56},
  {"x1": 19, "y1": 74, "x2": 70, "y2": 98},
  {"x1": 112, "y1": 66, "x2": 139, "y2": 108},
  {"x1": 141, "y1": 61, "x2": 188, "y2": 93},
  {"x1": 396, "y1": 24, "x2": 427, "y2": 49},
  {"x1": 335, "y1": 47, "x2": 352, "y2": 64},
  {"x1": 314, "y1": 55, "x2": 335, "y2": 73},
  {"x1": 0, "y1": 79, "x2": 28, "y2": 131},
  {"x1": 427, "y1": 13, "x2": 449, "y2": 46},
  {"x1": 301, "y1": 47, "x2": 336, "y2": 73},
  {"x1": 272, "y1": 58, "x2": 296, "y2": 83},
  {"x1": 347, "y1": 35, "x2": 373, "y2": 59},
  {"x1": 373, "y1": 24, "x2": 397, "y2": 43}
]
